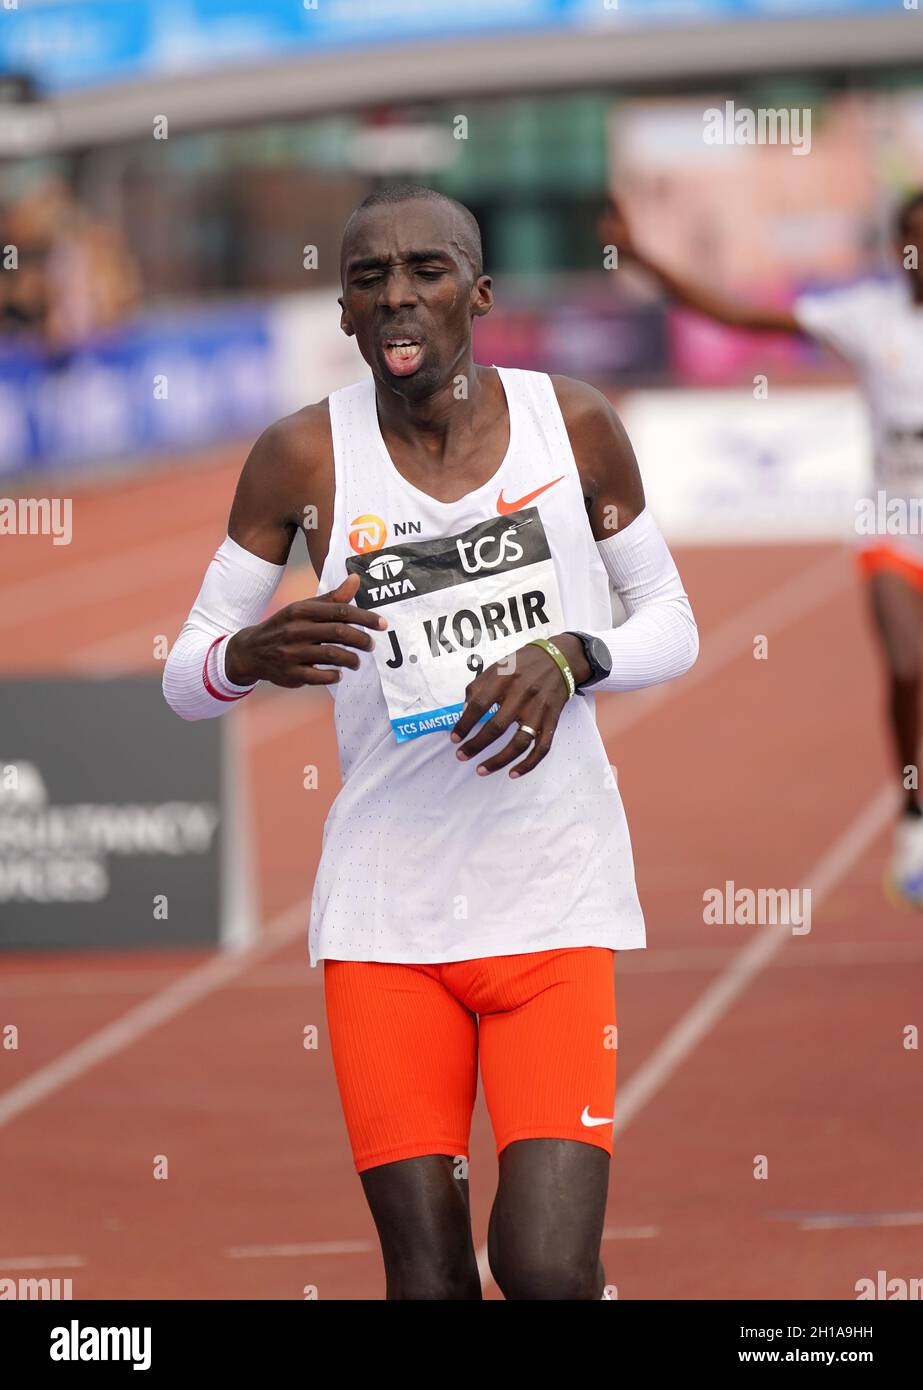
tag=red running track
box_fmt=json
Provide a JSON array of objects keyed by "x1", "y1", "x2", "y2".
[{"x1": 1, "y1": 444, "x2": 921, "y2": 1299}]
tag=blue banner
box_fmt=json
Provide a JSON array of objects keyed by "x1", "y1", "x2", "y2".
[
  {"x1": 0, "y1": 1, "x2": 903, "y2": 95},
  {"x1": 0, "y1": 303, "x2": 275, "y2": 475}
]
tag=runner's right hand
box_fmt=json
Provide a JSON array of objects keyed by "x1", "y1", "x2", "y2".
[{"x1": 225, "y1": 572, "x2": 386, "y2": 688}]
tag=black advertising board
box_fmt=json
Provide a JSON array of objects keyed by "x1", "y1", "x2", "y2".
[{"x1": 0, "y1": 678, "x2": 254, "y2": 951}]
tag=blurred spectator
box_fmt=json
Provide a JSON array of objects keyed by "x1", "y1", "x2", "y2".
[{"x1": 0, "y1": 178, "x2": 141, "y2": 351}]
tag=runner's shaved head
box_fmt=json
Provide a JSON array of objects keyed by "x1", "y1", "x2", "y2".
[{"x1": 341, "y1": 183, "x2": 483, "y2": 282}]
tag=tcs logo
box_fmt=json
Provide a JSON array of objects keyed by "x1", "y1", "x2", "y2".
[
  {"x1": 456, "y1": 525, "x2": 524, "y2": 575},
  {"x1": 348, "y1": 514, "x2": 387, "y2": 554}
]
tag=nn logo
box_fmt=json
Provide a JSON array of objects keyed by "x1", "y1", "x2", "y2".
[
  {"x1": 348, "y1": 514, "x2": 386, "y2": 555},
  {"x1": 348, "y1": 517, "x2": 421, "y2": 553}
]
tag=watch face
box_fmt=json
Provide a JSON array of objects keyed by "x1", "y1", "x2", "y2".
[
  {"x1": 574, "y1": 632, "x2": 610, "y2": 684},
  {"x1": 588, "y1": 636, "x2": 612, "y2": 678}
]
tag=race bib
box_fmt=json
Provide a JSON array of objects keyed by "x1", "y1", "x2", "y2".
[{"x1": 345, "y1": 507, "x2": 567, "y2": 742}]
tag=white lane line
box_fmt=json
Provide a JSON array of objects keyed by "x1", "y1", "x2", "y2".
[
  {"x1": 797, "y1": 1212, "x2": 923, "y2": 1231},
  {"x1": 0, "y1": 901, "x2": 309, "y2": 1131},
  {"x1": 8, "y1": 939, "x2": 923, "y2": 1002},
  {"x1": 0, "y1": 1254, "x2": 86, "y2": 1271},
  {"x1": 0, "y1": 523, "x2": 222, "y2": 631},
  {"x1": 601, "y1": 1226, "x2": 659, "y2": 1241},
  {"x1": 66, "y1": 636, "x2": 328, "y2": 708},
  {"x1": 476, "y1": 781, "x2": 896, "y2": 1291},
  {"x1": 0, "y1": 971, "x2": 186, "y2": 999},
  {"x1": 66, "y1": 612, "x2": 191, "y2": 673},
  {"x1": 611, "y1": 783, "x2": 895, "y2": 1137},
  {"x1": 598, "y1": 548, "x2": 847, "y2": 738},
  {"x1": 225, "y1": 1241, "x2": 375, "y2": 1259},
  {"x1": 65, "y1": 582, "x2": 312, "y2": 677},
  {"x1": 617, "y1": 941, "x2": 923, "y2": 973},
  {"x1": 0, "y1": 961, "x2": 318, "y2": 1000}
]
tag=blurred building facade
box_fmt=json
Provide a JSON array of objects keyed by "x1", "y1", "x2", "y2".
[{"x1": 2, "y1": 1, "x2": 923, "y2": 473}]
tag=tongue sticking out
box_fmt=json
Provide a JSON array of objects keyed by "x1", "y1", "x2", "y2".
[{"x1": 383, "y1": 342, "x2": 423, "y2": 376}]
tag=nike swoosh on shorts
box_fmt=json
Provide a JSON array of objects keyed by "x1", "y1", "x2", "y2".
[{"x1": 581, "y1": 1105, "x2": 613, "y2": 1128}]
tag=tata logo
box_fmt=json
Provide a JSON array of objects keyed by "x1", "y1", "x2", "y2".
[
  {"x1": 366, "y1": 553, "x2": 416, "y2": 602},
  {"x1": 367, "y1": 554, "x2": 404, "y2": 583},
  {"x1": 348, "y1": 514, "x2": 387, "y2": 554},
  {"x1": 456, "y1": 525, "x2": 524, "y2": 575}
]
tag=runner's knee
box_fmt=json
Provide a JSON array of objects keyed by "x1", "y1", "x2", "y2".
[
  {"x1": 490, "y1": 1244, "x2": 601, "y2": 1301},
  {"x1": 385, "y1": 1251, "x2": 481, "y2": 1301}
]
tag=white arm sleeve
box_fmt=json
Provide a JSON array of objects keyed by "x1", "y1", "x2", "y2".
[
  {"x1": 162, "y1": 534, "x2": 287, "y2": 721},
  {"x1": 577, "y1": 508, "x2": 698, "y2": 693}
]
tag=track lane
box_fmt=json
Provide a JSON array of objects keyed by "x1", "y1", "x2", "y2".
[{"x1": 2, "y1": 451, "x2": 920, "y2": 1299}]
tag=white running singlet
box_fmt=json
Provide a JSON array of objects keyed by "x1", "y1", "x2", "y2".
[
  {"x1": 308, "y1": 366, "x2": 646, "y2": 966},
  {"x1": 794, "y1": 275, "x2": 923, "y2": 561}
]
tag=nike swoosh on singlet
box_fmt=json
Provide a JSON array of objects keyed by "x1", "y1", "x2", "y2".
[
  {"x1": 496, "y1": 475, "x2": 565, "y2": 514},
  {"x1": 580, "y1": 1105, "x2": 613, "y2": 1128}
]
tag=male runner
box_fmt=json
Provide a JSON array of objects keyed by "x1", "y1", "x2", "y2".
[
  {"x1": 599, "y1": 191, "x2": 923, "y2": 905},
  {"x1": 164, "y1": 184, "x2": 698, "y2": 1300}
]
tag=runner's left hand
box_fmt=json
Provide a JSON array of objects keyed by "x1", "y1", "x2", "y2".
[{"x1": 450, "y1": 634, "x2": 588, "y2": 777}]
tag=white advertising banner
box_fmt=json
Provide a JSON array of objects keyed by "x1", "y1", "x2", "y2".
[
  {"x1": 619, "y1": 387, "x2": 871, "y2": 545},
  {"x1": 269, "y1": 291, "x2": 369, "y2": 417}
]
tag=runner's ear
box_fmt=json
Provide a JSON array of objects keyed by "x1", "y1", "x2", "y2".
[{"x1": 471, "y1": 275, "x2": 493, "y2": 319}]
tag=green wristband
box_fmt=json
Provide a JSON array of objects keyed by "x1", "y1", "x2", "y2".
[{"x1": 528, "y1": 637, "x2": 576, "y2": 699}]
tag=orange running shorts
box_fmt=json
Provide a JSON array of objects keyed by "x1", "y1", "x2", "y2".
[{"x1": 323, "y1": 946, "x2": 617, "y2": 1174}]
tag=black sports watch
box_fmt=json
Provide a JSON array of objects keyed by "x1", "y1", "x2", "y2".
[{"x1": 567, "y1": 631, "x2": 612, "y2": 692}]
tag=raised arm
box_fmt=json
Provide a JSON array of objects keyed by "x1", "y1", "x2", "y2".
[{"x1": 598, "y1": 198, "x2": 800, "y2": 335}]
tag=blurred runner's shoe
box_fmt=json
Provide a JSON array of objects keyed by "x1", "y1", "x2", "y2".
[{"x1": 886, "y1": 813, "x2": 923, "y2": 907}]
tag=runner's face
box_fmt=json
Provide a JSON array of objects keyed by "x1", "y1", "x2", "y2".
[
  {"x1": 339, "y1": 202, "x2": 491, "y2": 397},
  {"x1": 898, "y1": 207, "x2": 923, "y2": 294}
]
